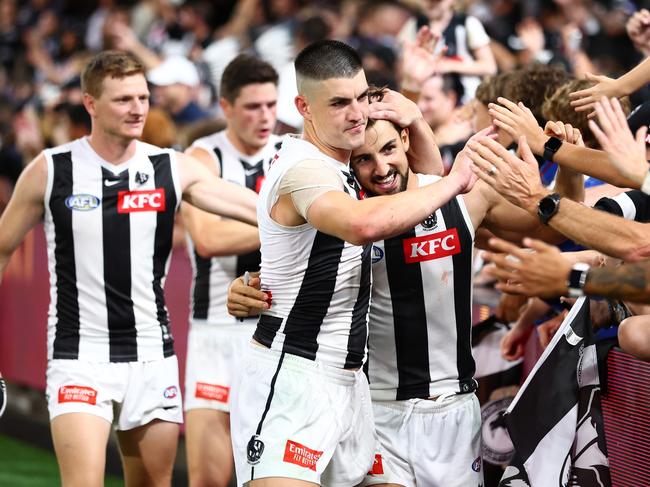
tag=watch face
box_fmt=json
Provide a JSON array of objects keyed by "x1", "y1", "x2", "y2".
[
  {"x1": 540, "y1": 196, "x2": 556, "y2": 215},
  {"x1": 545, "y1": 137, "x2": 563, "y2": 152}
]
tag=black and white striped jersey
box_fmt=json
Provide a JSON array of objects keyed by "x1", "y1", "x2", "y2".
[
  {"x1": 187, "y1": 131, "x2": 282, "y2": 325},
  {"x1": 253, "y1": 135, "x2": 371, "y2": 369},
  {"x1": 43, "y1": 137, "x2": 181, "y2": 363},
  {"x1": 366, "y1": 174, "x2": 477, "y2": 400},
  {"x1": 594, "y1": 190, "x2": 650, "y2": 222}
]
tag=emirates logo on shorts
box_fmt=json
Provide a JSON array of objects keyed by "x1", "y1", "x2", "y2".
[
  {"x1": 247, "y1": 435, "x2": 265, "y2": 465},
  {"x1": 283, "y1": 440, "x2": 322, "y2": 471},
  {"x1": 368, "y1": 454, "x2": 384, "y2": 475},
  {"x1": 195, "y1": 383, "x2": 229, "y2": 402},
  {"x1": 58, "y1": 385, "x2": 97, "y2": 405}
]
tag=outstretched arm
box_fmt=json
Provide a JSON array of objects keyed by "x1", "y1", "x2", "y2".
[
  {"x1": 483, "y1": 237, "x2": 650, "y2": 304},
  {"x1": 177, "y1": 152, "x2": 258, "y2": 226}
]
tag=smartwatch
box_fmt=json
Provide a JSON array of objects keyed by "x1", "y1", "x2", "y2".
[
  {"x1": 567, "y1": 262, "x2": 590, "y2": 298},
  {"x1": 537, "y1": 192, "x2": 561, "y2": 225},
  {"x1": 543, "y1": 136, "x2": 563, "y2": 163}
]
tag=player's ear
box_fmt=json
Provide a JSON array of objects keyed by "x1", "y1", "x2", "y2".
[
  {"x1": 295, "y1": 95, "x2": 311, "y2": 121},
  {"x1": 401, "y1": 127, "x2": 410, "y2": 153}
]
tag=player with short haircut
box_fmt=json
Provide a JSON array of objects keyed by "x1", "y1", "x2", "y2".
[
  {"x1": 0, "y1": 50, "x2": 258, "y2": 487},
  {"x1": 181, "y1": 53, "x2": 281, "y2": 487},
  {"x1": 229, "y1": 40, "x2": 477, "y2": 486}
]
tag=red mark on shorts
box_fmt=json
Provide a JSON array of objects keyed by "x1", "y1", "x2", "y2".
[
  {"x1": 368, "y1": 454, "x2": 384, "y2": 475},
  {"x1": 265, "y1": 290, "x2": 273, "y2": 308},
  {"x1": 58, "y1": 385, "x2": 97, "y2": 405},
  {"x1": 283, "y1": 440, "x2": 322, "y2": 471},
  {"x1": 195, "y1": 383, "x2": 229, "y2": 402}
]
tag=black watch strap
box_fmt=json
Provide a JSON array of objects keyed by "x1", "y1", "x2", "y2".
[{"x1": 543, "y1": 136, "x2": 563, "y2": 163}]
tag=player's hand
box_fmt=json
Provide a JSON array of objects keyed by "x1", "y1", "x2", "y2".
[
  {"x1": 227, "y1": 273, "x2": 269, "y2": 318},
  {"x1": 368, "y1": 89, "x2": 423, "y2": 128},
  {"x1": 488, "y1": 98, "x2": 546, "y2": 155},
  {"x1": 588, "y1": 97, "x2": 648, "y2": 189}
]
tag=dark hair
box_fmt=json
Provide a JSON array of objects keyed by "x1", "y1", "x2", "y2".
[
  {"x1": 81, "y1": 50, "x2": 145, "y2": 97},
  {"x1": 220, "y1": 53, "x2": 279, "y2": 103},
  {"x1": 295, "y1": 40, "x2": 362, "y2": 81}
]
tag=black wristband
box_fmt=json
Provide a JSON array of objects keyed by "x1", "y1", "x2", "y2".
[{"x1": 543, "y1": 136, "x2": 563, "y2": 163}]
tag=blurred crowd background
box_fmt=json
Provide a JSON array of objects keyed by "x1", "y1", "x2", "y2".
[{"x1": 0, "y1": 0, "x2": 648, "y2": 214}]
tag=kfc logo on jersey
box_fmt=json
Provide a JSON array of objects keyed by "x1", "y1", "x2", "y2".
[
  {"x1": 58, "y1": 385, "x2": 97, "y2": 405},
  {"x1": 283, "y1": 440, "x2": 323, "y2": 471},
  {"x1": 117, "y1": 189, "x2": 166, "y2": 213},
  {"x1": 402, "y1": 228, "x2": 461, "y2": 264},
  {"x1": 163, "y1": 385, "x2": 178, "y2": 399}
]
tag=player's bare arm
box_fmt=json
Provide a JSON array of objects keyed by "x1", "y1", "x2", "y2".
[
  {"x1": 0, "y1": 154, "x2": 47, "y2": 282},
  {"x1": 181, "y1": 147, "x2": 260, "y2": 257},
  {"x1": 177, "y1": 151, "x2": 258, "y2": 226},
  {"x1": 305, "y1": 157, "x2": 474, "y2": 246}
]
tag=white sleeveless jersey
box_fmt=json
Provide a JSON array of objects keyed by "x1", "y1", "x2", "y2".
[
  {"x1": 43, "y1": 137, "x2": 182, "y2": 362},
  {"x1": 366, "y1": 174, "x2": 477, "y2": 400},
  {"x1": 186, "y1": 131, "x2": 282, "y2": 326},
  {"x1": 252, "y1": 135, "x2": 371, "y2": 369}
]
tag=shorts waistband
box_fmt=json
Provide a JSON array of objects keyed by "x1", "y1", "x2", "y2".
[
  {"x1": 373, "y1": 391, "x2": 476, "y2": 413},
  {"x1": 246, "y1": 341, "x2": 358, "y2": 385}
]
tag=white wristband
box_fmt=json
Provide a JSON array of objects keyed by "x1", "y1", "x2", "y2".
[{"x1": 567, "y1": 262, "x2": 590, "y2": 298}]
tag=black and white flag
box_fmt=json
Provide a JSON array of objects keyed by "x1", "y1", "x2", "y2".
[{"x1": 498, "y1": 297, "x2": 611, "y2": 487}]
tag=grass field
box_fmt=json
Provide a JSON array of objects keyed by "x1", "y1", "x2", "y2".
[{"x1": 0, "y1": 435, "x2": 124, "y2": 486}]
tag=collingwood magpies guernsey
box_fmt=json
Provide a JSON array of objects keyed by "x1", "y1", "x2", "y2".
[
  {"x1": 187, "y1": 131, "x2": 282, "y2": 325},
  {"x1": 43, "y1": 137, "x2": 181, "y2": 363},
  {"x1": 366, "y1": 174, "x2": 477, "y2": 400},
  {"x1": 252, "y1": 135, "x2": 371, "y2": 369}
]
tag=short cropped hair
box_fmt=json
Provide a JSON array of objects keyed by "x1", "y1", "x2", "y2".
[
  {"x1": 295, "y1": 40, "x2": 362, "y2": 83},
  {"x1": 81, "y1": 50, "x2": 146, "y2": 98},
  {"x1": 220, "y1": 54, "x2": 279, "y2": 103}
]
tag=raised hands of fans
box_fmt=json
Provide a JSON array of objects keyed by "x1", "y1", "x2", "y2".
[
  {"x1": 488, "y1": 98, "x2": 547, "y2": 155},
  {"x1": 468, "y1": 136, "x2": 546, "y2": 212},
  {"x1": 368, "y1": 89, "x2": 423, "y2": 128},
  {"x1": 447, "y1": 144, "x2": 478, "y2": 194},
  {"x1": 626, "y1": 9, "x2": 650, "y2": 56},
  {"x1": 501, "y1": 321, "x2": 534, "y2": 361},
  {"x1": 482, "y1": 237, "x2": 573, "y2": 298},
  {"x1": 588, "y1": 97, "x2": 649, "y2": 189},
  {"x1": 400, "y1": 26, "x2": 445, "y2": 92},
  {"x1": 537, "y1": 311, "x2": 566, "y2": 348},
  {"x1": 226, "y1": 273, "x2": 269, "y2": 318},
  {"x1": 569, "y1": 73, "x2": 623, "y2": 116},
  {"x1": 544, "y1": 120, "x2": 584, "y2": 147}
]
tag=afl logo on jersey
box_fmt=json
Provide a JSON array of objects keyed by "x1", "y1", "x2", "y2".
[
  {"x1": 65, "y1": 194, "x2": 101, "y2": 211},
  {"x1": 420, "y1": 212, "x2": 437, "y2": 230},
  {"x1": 372, "y1": 245, "x2": 384, "y2": 264},
  {"x1": 163, "y1": 385, "x2": 178, "y2": 399}
]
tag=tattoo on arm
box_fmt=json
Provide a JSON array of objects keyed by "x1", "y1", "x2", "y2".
[{"x1": 585, "y1": 262, "x2": 650, "y2": 303}]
